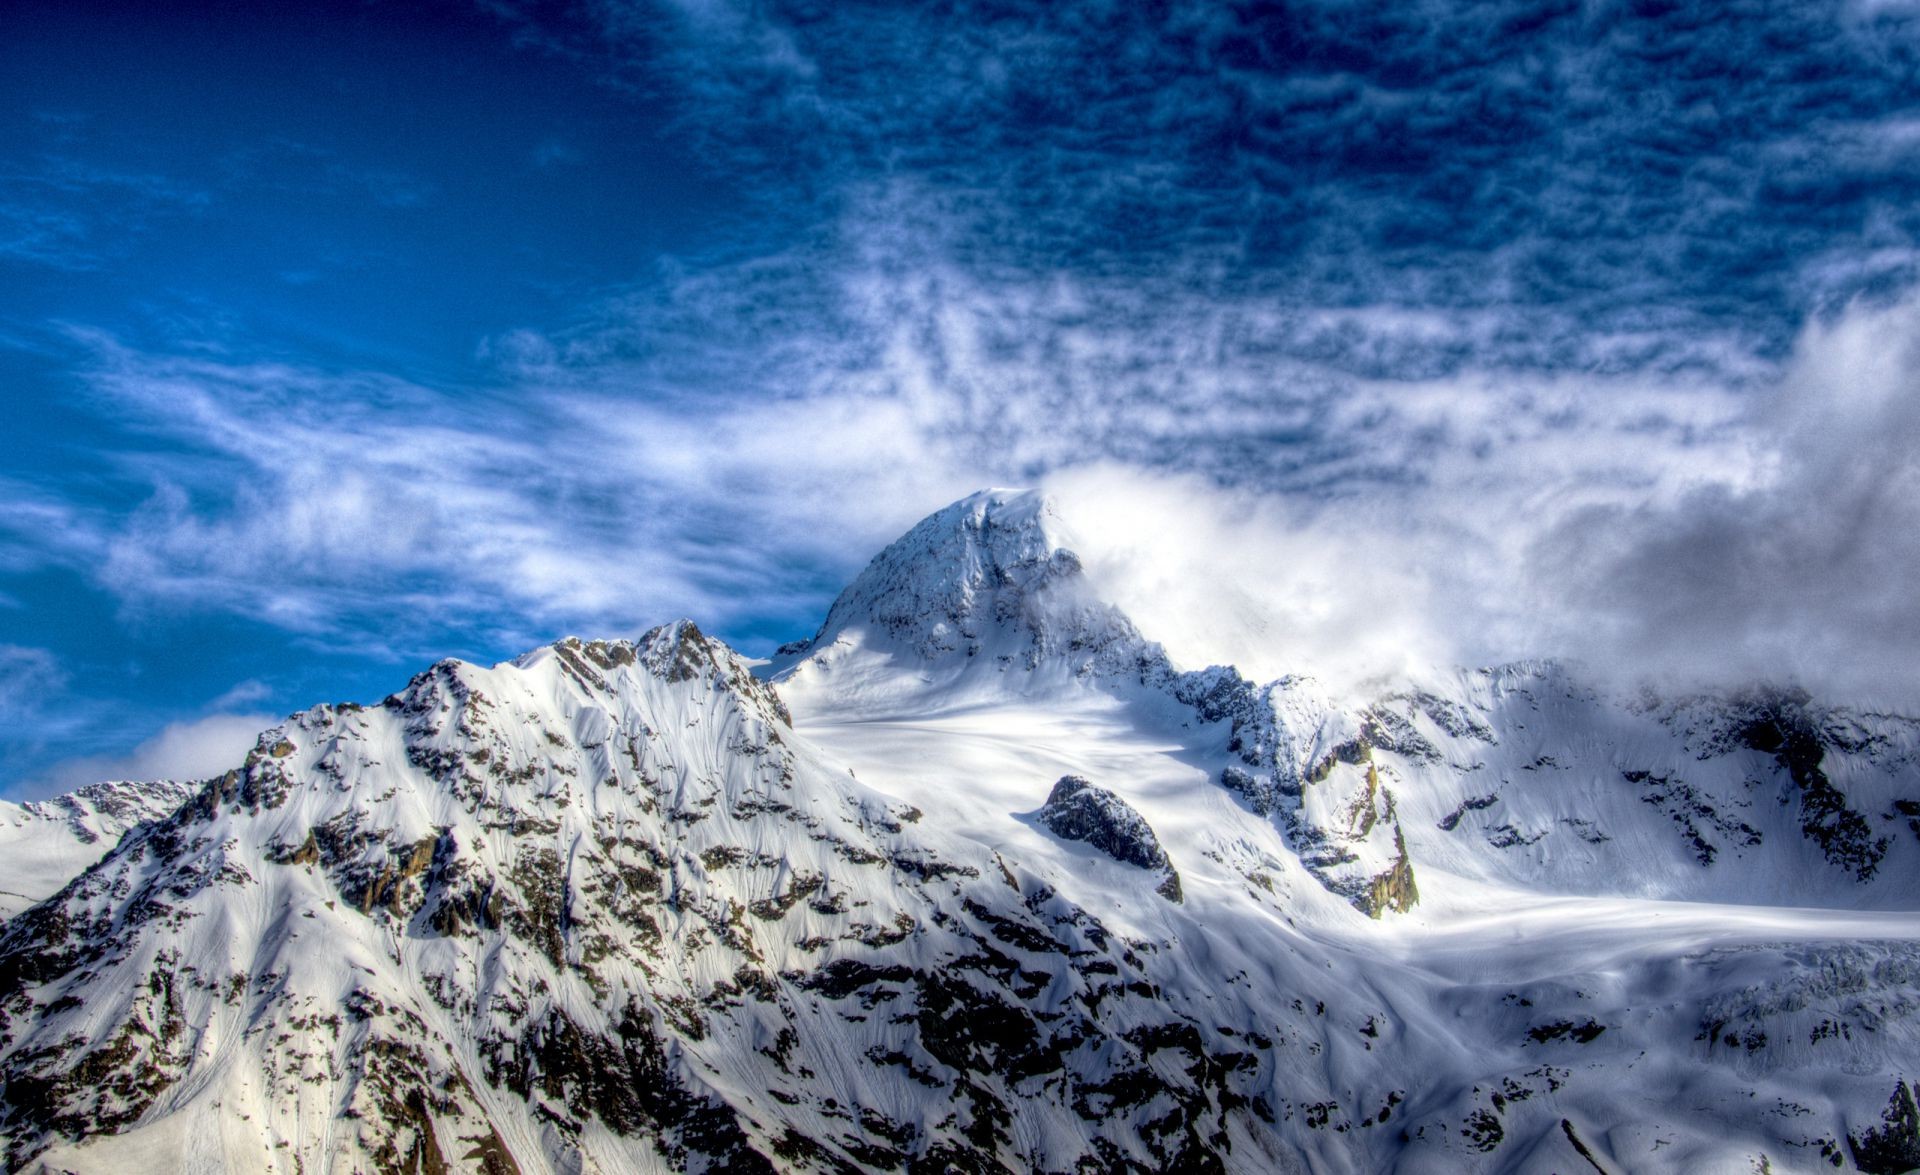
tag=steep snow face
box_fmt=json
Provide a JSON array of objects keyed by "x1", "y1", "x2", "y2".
[
  {"x1": 0, "y1": 779, "x2": 198, "y2": 919},
  {"x1": 804, "y1": 489, "x2": 1090, "y2": 660}
]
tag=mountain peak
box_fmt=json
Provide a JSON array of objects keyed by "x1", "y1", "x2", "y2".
[{"x1": 786, "y1": 488, "x2": 1165, "y2": 682}]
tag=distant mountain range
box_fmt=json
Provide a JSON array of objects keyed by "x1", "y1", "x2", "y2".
[{"x1": 1, "y1": 489, "x2": 1915, "y2": 1173}]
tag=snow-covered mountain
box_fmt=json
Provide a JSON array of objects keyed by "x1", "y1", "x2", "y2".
[
  {"x1": 2, "y1": 489, "x2": 1917, "y2": 1173},
  {"x1": 777, "y1": 490, "x2": 1920, "y2": 917}
]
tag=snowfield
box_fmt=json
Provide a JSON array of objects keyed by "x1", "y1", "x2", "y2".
[{"x1": 0, "y1": 489, "x2": 1915, "y2": 1173}]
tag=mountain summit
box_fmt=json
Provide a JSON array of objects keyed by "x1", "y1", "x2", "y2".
[
  {"x1": 0, "y1": 491, "x2": 1915, "y2": 1173},
  {"x1": 779, "y1": 489, "x2": 1168, "y2": 685}
]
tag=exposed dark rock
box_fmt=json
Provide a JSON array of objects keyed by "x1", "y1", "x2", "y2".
[
  {"x1": 1172, "y1": 665, "x2": 1258, "y2": 726},
  {"x1": 1850, "y1": 1080, "x2": 1920, "y2": 1175},
  {"x1": 1625, "y1": 769, "x2": 1763, "y2": 867},
  {"x1": 485, "y1": 1001, "x2": 774, "y2": 1171},
  {"x1": 1526, "y1": 1019, "x2": 1606, "y2": 1045},
  {"x1": 1738, "y1": 693, "x2": 1888, "y2": 881},
  {"x1": 1220, "y1": 764, "x2": 1277, "y2": 817},
  {"x1": 1437, "y1": 793, "x2": 1499, "y2": 832},
  {"x1": 1037, "y1": 776, "x2": 1182, "y2": 902}
]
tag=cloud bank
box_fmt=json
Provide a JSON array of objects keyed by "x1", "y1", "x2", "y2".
[
  {"x1": 1536, "y1": 299, "x2": 1920, "y2": 705},
  {"x1": 1052, "y1": 299, "x2": 1920, "y2": 706}
]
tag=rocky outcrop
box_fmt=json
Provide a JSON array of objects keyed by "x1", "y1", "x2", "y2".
[
  {"x1": 1850, "y1": 1080, "x2": 1920, "y2": 1174},
  {"x1": 1361, "y1": 827, "x2": 1419, "y2": 918},
  {"x1": 1203, "y1": 678, "x2": 1421, "y2": 917},
  {"x1": 1037, "y1": 776, "x2": 1182, "y2": 902}
]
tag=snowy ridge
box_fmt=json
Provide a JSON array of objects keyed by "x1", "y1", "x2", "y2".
[
  {"x1": 1216, "y1": 663, "x2": 1920, "y2": 912},
  {"x1": 1, "y1": 495, "x2": 1917, "y2": 1172},
  {"x1": 0, "y1": 778, "x2": 198, "y2": 919}
]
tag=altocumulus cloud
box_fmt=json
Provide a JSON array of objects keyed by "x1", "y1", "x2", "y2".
[{"x1": 555, "y1": 0, "x2": 1920, "y2": 376}]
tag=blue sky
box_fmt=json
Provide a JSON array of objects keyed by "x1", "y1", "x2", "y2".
[{"x1": 4, "y1": 0, "x2": 1920, "y2": 795}]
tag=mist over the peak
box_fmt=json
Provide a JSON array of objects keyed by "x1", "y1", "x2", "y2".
[
  {"x1": 1535, "y1": 298, "x2": 1920, "y2": 708},
  {"x1": 1046, "y1": 298, "x2": 1920, "y2": 708}
]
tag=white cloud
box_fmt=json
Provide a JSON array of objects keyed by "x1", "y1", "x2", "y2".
[
  {"x1": 207, "y1": 679, "x2": 273, "y2": 710},
  {"x1": 1532, "y1": 296, "x2": 1920, "y2": 706},
  {"x1": 1048, "y1": 465, "x2": 1457, "y2": 694},
  {"x1": 0, "y1": 645, "x2": 67, "y2": 725},
  {"x1": 43, "y1": 321, "x2": 991, "y2": 657},
  {"x1": 28, "y1": 711, "x2": 275, "y2": 797},
  {"x1": 1045, "y1": 297, "x2": 1920, "y2": 707}
]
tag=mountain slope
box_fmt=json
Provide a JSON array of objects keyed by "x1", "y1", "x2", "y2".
[
  {"x1": 781, "y1": 489, "x2": 1920, "y2": 916},
  {"x1": 1209, "y1": 662, "x2": 1920, "y2": 912},
  {"x1": 0, "y1": 625, "x2": 1304, "y2": 1173}
]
